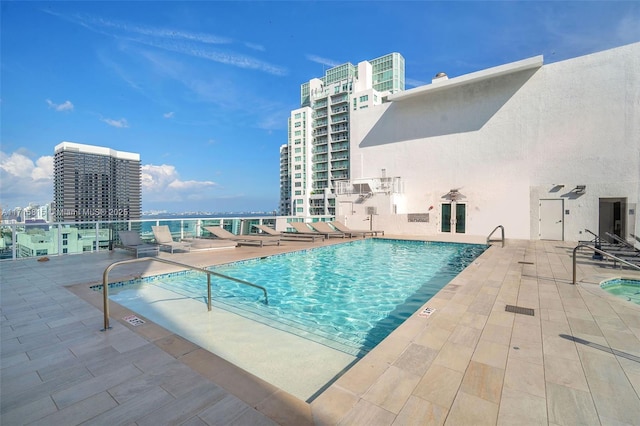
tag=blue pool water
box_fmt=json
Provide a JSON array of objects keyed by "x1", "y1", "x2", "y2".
[
  {"x1": 601, "y1": 278, "x2": 640, "y2": 305},
  {"x1": 110, "y1": 239, "x2": 486, "y2": 356}
]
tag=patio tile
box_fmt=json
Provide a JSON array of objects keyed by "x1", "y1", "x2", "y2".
[
  {"x1": 471, "y1": 340, "x2": 509, "y2": 369},
  {"x1": 503, "y1": 358, "x2": 545, "y2": 398},
  {"x1": 393, "y1": 395, "x2": 447, "y2": 426},
  {"x1": 445, "y1": 391, "x2": 499, "y2": 426},
  {"x1": 337, "y1": 398, "x2": 396, "y2": 426},
  {"x1": 497, "y1": 387, "x2": 547, "y2": 426},
  {"x1": 413, "y1": 364, "x2": 464, "y2": 409},
  {"x1": 311, "y1": 385, "x2": 359, "y2": 425},
  {"x1": 433, "y1": 340, "x2": 474, "y2": 372},
  {"x1": 393, "y1": 343, "x2": 438, "y2": 376},
  {"x1": 546, "y1": 382, "x2": 599, "y2": 425},
  {"x1": 362, "y1": 365, "x2": 421, "y2": 414},
  {"x1": 459, "y1": 360, "x2": 504, "y2": 403},
  {"x1": 29, "y1": 391, "x2": 118, "y2": 426}
]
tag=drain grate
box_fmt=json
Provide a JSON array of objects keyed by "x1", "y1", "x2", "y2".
[
  {"x1": 518, "y1": 261, "x2": 534, "y2": 265},
  {"x1": 505, "y1": 305, "x2": 535, "y2": 316}
]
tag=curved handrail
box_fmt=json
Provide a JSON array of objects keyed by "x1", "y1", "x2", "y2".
[
  {"x1": 572, "y1": 244, "x2": 640, "y2": 285},
  {"x1": 101, "y1": 257, "x2": 268, "y2": 331},
  {"x1": 487, "y1": 225, "x2": 505, "y2": 247}
]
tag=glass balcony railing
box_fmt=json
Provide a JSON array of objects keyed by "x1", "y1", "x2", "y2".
[{"x1": 0, "y1": 216, "x2": 321, "y2": 261}]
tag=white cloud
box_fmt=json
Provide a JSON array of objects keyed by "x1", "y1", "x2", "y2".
[
  {"x1": 163, "y1": 111, "x2": 174, "y2": 119},
  {"x1": 46, "y1": 99, "x2": 74, "y2": 111},
  {"x1": 101, "y1": 117, "x2": 129, "y2": 128},
  {"x1": 245, "y1": 42, "x2": 265, "y2": 52},
  {"x1": 142, "y1": 164, "x2": 217, "y2": 202},
  {"x1": 51, "y1": 12, "x2": 287, "y2": 76},
  {"x1": 616, "y1": 15, "x2": 640, "y2": 43},
  {"x1": 0, "y1": 151, "x2": 53, "y2": 208},
  {"x1": 306, "y1": 54, "x2": 342, "y2": 68}
]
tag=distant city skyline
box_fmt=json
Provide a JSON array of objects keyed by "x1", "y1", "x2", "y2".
[{"x1": 2, "y1": 1, "x2": 639, "y2": 212}]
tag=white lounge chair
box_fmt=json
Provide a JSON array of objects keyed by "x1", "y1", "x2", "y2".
[
  {"x1": 308, "y1": 221, "x2": 348, "y2": 238},
  {"x1": 117, "y1": 231, "x2": 159, "y2": 258},
  {"x1": 330, "y1": 220, "x2": 384, "y2": 237},
  {"x1": 152, "y1": 225, "x2": 191, "y2": 253},
  {"x1": 203, "y1": 226, "x2": 280, "y2": 247},
  {"x1": 253, "y1": 224, "x2": 324, "y2": 242},
  {"x1": 287, "y1": 222, "x2": 332, "y2": 239}
]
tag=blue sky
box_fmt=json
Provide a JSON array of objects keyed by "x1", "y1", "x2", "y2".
[{"x1": 1, "y1": 1, "x2": 639, "y2": 213}]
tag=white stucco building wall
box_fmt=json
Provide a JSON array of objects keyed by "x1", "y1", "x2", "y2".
[{"x1": 341, "y1": 42, "x2": 639, "y2": 242}]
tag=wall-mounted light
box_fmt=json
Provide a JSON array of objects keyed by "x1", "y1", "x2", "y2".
[{"x1": 572, "y1": 185, "x2": 586, "y2": 194}]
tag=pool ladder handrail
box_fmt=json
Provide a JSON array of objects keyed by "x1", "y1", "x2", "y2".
[
  {"x1": 572, "y1": 244, "x2": 640, "y2": 285},
  {"x1": 487, "y1": 225, "x2": 505, "y2": 247},
  {"x1": 101, "y1": 257, "x2": 268, "y2": 331}
]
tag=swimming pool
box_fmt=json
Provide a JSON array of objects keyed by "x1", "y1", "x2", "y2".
[
  {"x1": 601, "y1": 278, "x2": 640, "y2": 305},
  {"x1": 110, "y1": 238, "x2": 486, "y2": 356}
]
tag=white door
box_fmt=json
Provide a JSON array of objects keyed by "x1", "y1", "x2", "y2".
[{"x1": 539, "y1": 199, "x2": 564, "y2": 240}]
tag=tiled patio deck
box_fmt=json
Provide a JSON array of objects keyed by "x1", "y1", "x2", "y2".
[{"x1": 1, "y1": 237, "x2": 639, "y2": 425}]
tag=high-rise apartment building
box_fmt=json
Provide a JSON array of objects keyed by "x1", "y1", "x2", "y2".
[
  {"x1": 53, "y1": 142, "x2": 141, "y2": 222},
  {"x1": 280, "y1": 53, "x2": 405, "y2": 216}
]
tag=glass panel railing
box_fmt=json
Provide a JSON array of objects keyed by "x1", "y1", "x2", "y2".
[{"x1": 0, "y1": 216, "x2": 333, "y2": 261}]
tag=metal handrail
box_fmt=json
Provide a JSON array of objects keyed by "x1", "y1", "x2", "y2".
[
  {"x1": 572, "y1": 244, "x2": 640, "y2": 285},
  {"x1": 487, "y1": 225, "x2": 505, "y2": 247},
  {"x1": 101, "y1": 257, "x2": 268, "y2": 331}
]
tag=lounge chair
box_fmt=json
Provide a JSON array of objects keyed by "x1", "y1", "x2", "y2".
[
  {"x1": 117, "y1": 231, "x2": 159, "y2": 258},
  {"x1": 308, "y1": 221, "x2": 349, "y2": 238},
  {"x1": 605, "y1": 232, "x2": 639, "y2": 252},
  {"x1": 203, "y1": 226, "x2": 280, "y2": 247},
  {"x1": 331, "y1": 220, "x2": 384, "y2": 237},
  {"x1": 152, "y1": 225, "x2": 191, "y2": 253},
  {"x1": 287, "y1": 221, "x2": 340, "y2": 239},
  {"x1": 253, "y1": 224, "x2": 324, "y2": 242}
]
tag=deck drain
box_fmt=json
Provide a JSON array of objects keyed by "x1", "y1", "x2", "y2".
[
  {"x1": 505, "y1": 305, "x2": 535, "y2": 316},
  {"x1": 518, "y1": 261, "x2": 534, "y2": 265}
]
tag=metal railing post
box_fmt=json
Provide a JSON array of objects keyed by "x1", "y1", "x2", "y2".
[
  {"x1": 101, "y1": 257, "x2": 268, "y2": 331},
  {"x1": 572, "y1": 244, "x2": 640, "y2": 284},
  {"x1": 207, "y1": 274, "x2": 212, "y2": 311},
  {"x1": 487, "y1": 225, "x2": 505, "y2": 247}
]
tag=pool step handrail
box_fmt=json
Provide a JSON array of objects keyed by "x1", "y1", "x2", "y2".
[
  {"x1": 572, "y1": 244, "x2": 640, "y2": 285},
  {"x1": 101, "y1": 257, "x2": 268, "y2": 331},
  {"x1": 487, "y1": 225, "x2": 505, "y2": 247}
]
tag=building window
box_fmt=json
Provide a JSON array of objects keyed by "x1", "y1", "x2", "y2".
[
  {"x1": 294, "y1": 122, "x2": 301, "y2": 128},
  {"x1": 295, "y1": 165, "x2": 301, "y2": 170},
  {"x1": 295, "y1": 182, "x2": 301, "y2": 187},
  {"x1": 294, "y1": 113, "x2": 301, "y2": 119},
  {"x1": 294, "y1": 131, "x2": 301, "y2": 136},
  {"x1": 295, "y1": 148, "x2": 301, "y2": 153},
  {"x1": 296, "y1": 207, "x2": 304, "y2": 212},
  {"x1": 359, "y1": 95, "x2": 368, "y2": 102},
  {"x1": 295, "y1": 156, "x2": 301, "y2": 162},
  {"x1": 295, "y1": 190, "x2": 301, "y2": 195}
]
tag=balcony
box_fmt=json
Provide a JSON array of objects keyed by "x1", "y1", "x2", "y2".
[
  {"x1": 330, "y1": 94, "x2": 349, "y2": 104},
  {"x1": 334, "y1": 176, "x2": 404, "y2": 195},
  {"x1": 331, "y1": 142, "x2": 349, "y2": 152},
  {"x1": 0, "y1": 216, "x2": 288, "y2": 261}
]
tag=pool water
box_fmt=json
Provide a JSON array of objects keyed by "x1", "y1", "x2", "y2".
[
  {"x1": 601, "y1": 278, "x2": 640, "y2": 305},
  {"x1": 110, "y1": 239, "x2": 486, "y2": 356}
]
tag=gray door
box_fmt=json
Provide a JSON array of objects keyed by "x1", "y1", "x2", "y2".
[{"x1": 539, "y1": 199, "x2": 564, "y2": 240}]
